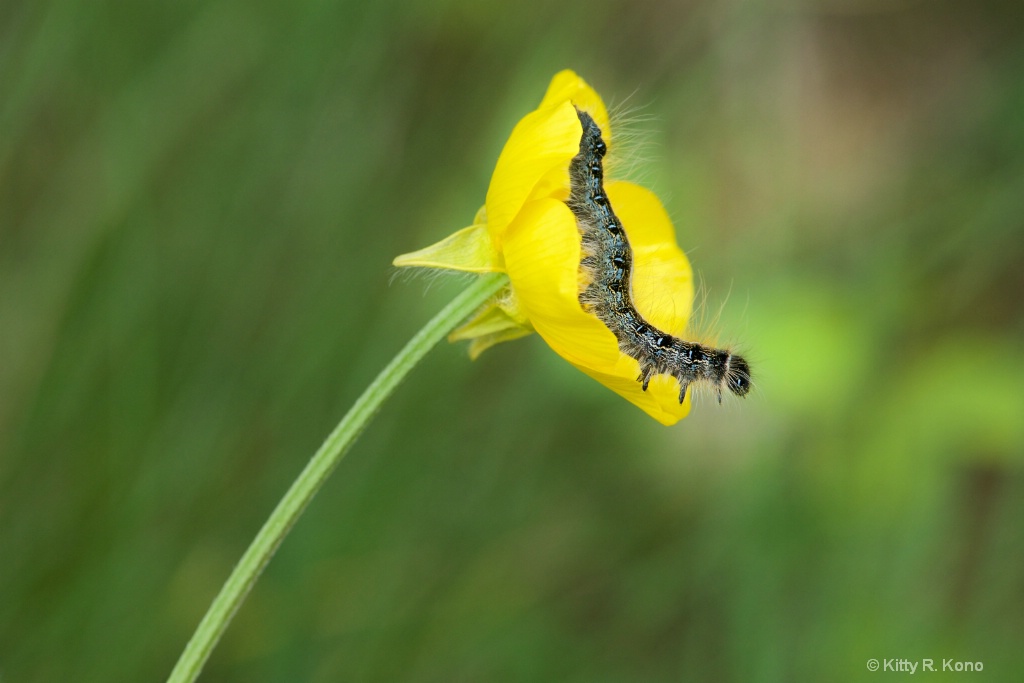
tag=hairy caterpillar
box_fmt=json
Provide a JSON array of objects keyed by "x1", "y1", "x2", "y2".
[{"x1": 566, "y1": 108, "x2": 752, "y2": 404}]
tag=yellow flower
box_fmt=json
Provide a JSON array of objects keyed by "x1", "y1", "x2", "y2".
[{"x1": 394, "y1": 70, "x2": 694, "y2": 425}]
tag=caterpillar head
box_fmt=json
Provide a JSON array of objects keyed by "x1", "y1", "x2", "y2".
[{"x1": 726, "y1": 355, "x2": 752, "y2": 397}]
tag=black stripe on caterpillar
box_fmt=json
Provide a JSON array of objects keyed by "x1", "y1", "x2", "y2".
[{"x1": 566, "y1": 108, "x2": 752, "y2": 404}]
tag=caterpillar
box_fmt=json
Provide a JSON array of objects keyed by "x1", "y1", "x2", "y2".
[{"x1": 566, "y1": 107, "x2": 752, "y2": 404}]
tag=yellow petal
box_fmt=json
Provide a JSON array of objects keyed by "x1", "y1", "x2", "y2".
[
  {"x1": 503, "y1": 198, "x2": 618, "y2": 367},
  {"x1": 575, "y1": 366, "x2": 692, "y2": 426},
  {"x1": 539, "y1": 70, "x2": 612, "y2": 146},
  {"x1": 484, "y1": 101, "x2": 581, "y2": 247},
  {"x1": 392, "y1": 223, "x2": 503, "y2": 273},
  {"x1": 484, "y1": 71, "x2": 612, "y2": 247},
  {"x1": 606, "y1": 181, "x2": 693, "y2": 336},
  {"x1": 472, "y1": 204, "x2": 487, "y2": 225}
]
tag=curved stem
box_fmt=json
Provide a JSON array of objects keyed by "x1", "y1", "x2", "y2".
[{"x1": 167, "y1": 273, "x2": 509, "y2": 683}]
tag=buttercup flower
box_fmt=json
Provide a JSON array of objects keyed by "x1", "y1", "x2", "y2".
[{"x1": 394, "y1": 70, "x2": 694, "y2": 425}]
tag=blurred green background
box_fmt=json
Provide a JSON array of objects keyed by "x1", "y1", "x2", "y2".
[{"x1": 3, "y1": 0, "x2": 1023, "y2": 680}]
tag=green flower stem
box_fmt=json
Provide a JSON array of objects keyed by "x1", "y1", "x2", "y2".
[{"x1": 167, "y1": 272, "x2": 509, "y2": 683}]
